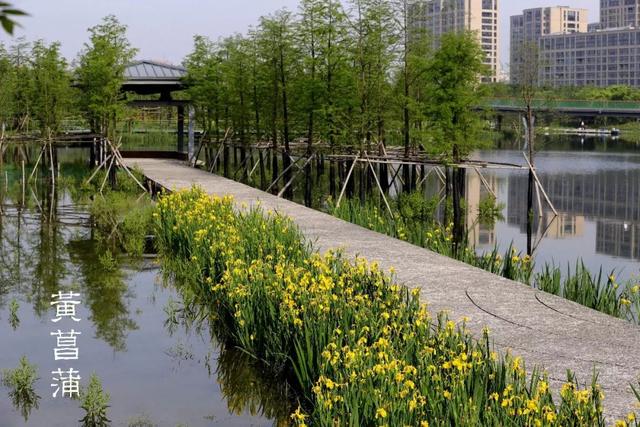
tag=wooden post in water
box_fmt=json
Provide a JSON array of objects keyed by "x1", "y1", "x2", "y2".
[{"x1": 452, "y1": 166, "x2": 466, "y2": 256}]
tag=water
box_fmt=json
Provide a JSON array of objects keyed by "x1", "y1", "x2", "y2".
[
  {"x1": 0, "y1": 159, "x2": 287, "y2": 426},
  {"x1": 470, "y1": 134, "x2": 640, "y2": 282}
]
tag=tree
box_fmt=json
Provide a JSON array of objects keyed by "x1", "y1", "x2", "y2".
[
  {"x1": 184, "y1": 35, "x2": 222, "y2": 139},
  {"x1": 425, "y1": 32, "x2": 487, "y2": 162},
  {"x1": 513, "y1": 41, "x2": 540, "y2": 256},
  {"x1": 257, "y1": 11, "x2": 297, "y2": 194},
  {"x1": 30, "y1": 41, "x2": 72, "y2": 135},
  {"x1": 424, "y1": 31, "x2": 487, "y2": 252},
  {"x1": 8, "y1": 38, "x2": 33, "y2": 131},
  {"x1": 0, "y1": 43, "x2": 16, "y2": 130},
  {"x1": 349, "y1": 0, "x2": 396, "y2": 148},
  {"x1": 76, "y1": 15, "x2": 137, "y2": 138}
]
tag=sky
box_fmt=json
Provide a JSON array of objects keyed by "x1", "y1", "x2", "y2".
[{"x1": 2, "y1": 0, "x2": 600, "y2": 68}]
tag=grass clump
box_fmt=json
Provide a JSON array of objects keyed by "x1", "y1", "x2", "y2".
[
  {"x1": 155, "y1": 188, "x2": 613, "y2": 426},
  {"x1": 1, "y1": 356, "x2": 40, "y2": 421}
]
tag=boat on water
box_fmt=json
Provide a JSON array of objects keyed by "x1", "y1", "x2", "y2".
[{"x1": 543, "y1": 127, "x2": 621, "y2": 137}]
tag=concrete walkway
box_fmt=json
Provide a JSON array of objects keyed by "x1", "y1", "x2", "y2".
[{"x1": 126, "y1": 158, "x2": 640, "y2": 421}]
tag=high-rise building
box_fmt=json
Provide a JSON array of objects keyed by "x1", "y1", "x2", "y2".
[
  {"x1": 539, "y1": 28, "x2": 640, "y2": 87},
  {"x1": 510, "y1": 1, "x2": 640, "y2": 87},
  {"x1": 600, "y1": 0, "x2": 640, "y2": 29},
  {"x1": 410, "y1": 0, "x2": 500, "y2": 82},
  {"x1": 537, "y1": 0, "x2": 640, "y2": 87},
  {"x1": 510, "y1": 6, "x2": 588, "y2": 83}
]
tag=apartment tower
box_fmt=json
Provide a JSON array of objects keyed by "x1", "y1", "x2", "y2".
[
  {"x1": 510, "y1": 6, "x2": 588, "y2": 83},
  {"x1": 512, "y1": 1, "x2": 640, "y2": 87},
  {"x1": 600, "y1": 0, "x2": 640, "y2": 28},
  {"x1": 410, "y1": 0, "x2": 500, "y2": 82}
]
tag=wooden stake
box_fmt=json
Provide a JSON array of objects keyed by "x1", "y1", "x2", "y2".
[
  {"x1": 99, "y1": 156, "x2": 115, "y2": 194},
  {"x1": 473, "y1": 167, "x2": 497, "y2": 199},
  {"x1": 28, "y1": 147, "x2": 44, "y2": 181},
  {"x1": 365, "y1": 154, "x2": 394, "y2": 218},
  {"x1": 277, "y1": 154, "x2": 315, "y2": 198},
  {"x1": 266, "y1": 156, "x2": 304, "y2": 193},
  {"x1": 535, "y1": 181, "x2": 543, "y2": 218},
  {"x1": 522, "y1": 153, "x2": 558, "y2": 216},
  {"x1": 336, "y1": 155, "x2": 359, "y2": 208},
  {"x1": 107, "y1": 138, "x2": 147, "y2": 193}
]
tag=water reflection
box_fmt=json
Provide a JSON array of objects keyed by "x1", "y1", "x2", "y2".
[
  {"x1": 470, "y1": 145, "x2": 640, "y2": 280},
  {"x1": 217, "y1": 346, "x2": 294, "y2": 425},
  {"x1": 163, "y1": 285, "x2": 296, "y2": 426},
  {"x1": 504, "y1": 169, "x2": 640, "y2": 261},
  {"x1": 0, "y1": 149, "x2": 291, "y2": 425},
  {"x1": 67, "y1": 239, "x2": 138, "y2": 352},
  {"x1": 0, "y1": 171, "x2": 137, "y2": 352}
]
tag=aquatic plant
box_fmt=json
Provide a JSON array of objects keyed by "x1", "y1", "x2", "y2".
[
  {"x1": 126, "y1": 414, "x2": 157, "y2": 427},
  {"x1": 155, "y1": 188, "x2": 612, "y2": 426},
  {"x1": 331, "y1": 196, "x2": 640, "y2": 325},
  {"x1": 478, "y1": 195, "x2": 505, "y2": 226},
  {"x1": 67, "y1": 167, "x2": 154, "y2": 259},
  {"x1": 98, "y1": 250, "x2": 117, "y2": 271},
  {"x1": 1, "y1": 356, "x2": 40, "y2": 422},
  {"x1": 79, "y1": 373, "x2": 111, "y2": 427}
]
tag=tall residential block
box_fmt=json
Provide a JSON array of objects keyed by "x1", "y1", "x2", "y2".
[
  {"x1": 540, "y1": 29, "x2": 640, "y2": 87},
  {"x1": 510, "y1": 6, "x2": 588, "y2": 83},
  {"x1": 510, "y1": 1, "x2": 640, "y2": 87},
  {"x1": 538, "y1": 0, "x2": 640, "y2": 87},
  {"x1": 600, "y1": 0, "x2": 640, "y2": 29},
  {"x1": 410, "y1": 0, "x2": 500, "y2": 82}
]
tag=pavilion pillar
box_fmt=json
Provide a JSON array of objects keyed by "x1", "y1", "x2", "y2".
[
  {"x1": 188, "y1": 105, "x2": 195, "y2": 162},
  {"x1": 177, "y1": 105, "x2": 185, "y2": 153}
]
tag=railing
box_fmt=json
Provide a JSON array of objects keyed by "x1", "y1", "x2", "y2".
[{"x1": 484, "y1": 97, "x2": 640, "y2": 111}]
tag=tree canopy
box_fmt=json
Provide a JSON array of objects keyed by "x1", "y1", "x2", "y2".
[
  {"x1": 76, "y1": 15, "x2": 137, "y2": 138},
  {"x1": 183, "y1": 0, "x2": 489, "y2": 162}
]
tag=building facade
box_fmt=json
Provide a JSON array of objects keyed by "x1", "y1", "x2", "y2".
[
  {"x1": 540, "y1": 28, "x2": 640, "y2": 87},
  {"x1": 600, "y1": 0, "x2": 640, "y2": 29},
  {"x1": 511, "y1": 1, "x2": 640, "y2": 87},
  {"x1": 410, "y1": 0, "x2": 500, "y2": 82},
  {"x1": 510, "y1": 6, "x2": 588, "y2": 83}
]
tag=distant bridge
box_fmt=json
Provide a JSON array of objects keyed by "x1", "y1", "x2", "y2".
[{"x1": 484, "y1": 98, "x2": 640, "y2": 118}]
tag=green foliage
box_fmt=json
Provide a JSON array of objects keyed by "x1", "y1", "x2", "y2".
[
  {"x1": 29, "y1": 40, "x2": 73, "y2": 134},
  {"x1": 478, "y1": 195, "x2": 504, "y2": 227},
  {"x1": 183, "y1": 35, "x2": 222, "y2": 137},
  {"x1": 183, "y1": 0, "x2": 487, "y2": 162},
  {"x1": 424, "y1": 31, "x2": 488, "y2": 161},
  {"x1": 8, "y1": 297, "x2": 19, "y2": 329},
  {"x1": 127, "y1": 415, "x2": 157, "y2": 427},
  {"x1": 72, "y1": 167, "x2": 154, "y2": 259},
  {"x1": 1, "y1": 356, "x2": 39, "y2": 422},
  {"x1": 575, "y1": 84, "x2": 640, "y2": 101},
  {"x1": 0, "y1": 2, "x2": 26, "y2": 35},
  {"x1": 79, "y1": 373, "x2": 111, "y2": 427},
  {"x1": 0, "y1": 43, "x2": 16, "y2": 127},
  {"x1": 76, "y1": 15, "x2": 137, "y2": 138},
  {"x1": 0, "y1": 38, "x2": 74, "y2": 135}
]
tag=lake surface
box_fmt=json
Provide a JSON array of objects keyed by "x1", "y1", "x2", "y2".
[
  {"x1": 0, "y1": 160, "x2": 287, "y2": 426},
  {"x1": 470, "y1": 135, "x2": 640, "y2": 282}
]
